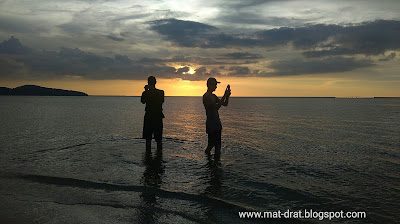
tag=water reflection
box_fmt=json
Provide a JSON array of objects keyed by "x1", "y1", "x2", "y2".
[
  {"x1": 137, "y1": 148, "x2": 164, "y2": 223},
  {"x1": 204, "y1": 152, "x2": 223, "y2": 222}
]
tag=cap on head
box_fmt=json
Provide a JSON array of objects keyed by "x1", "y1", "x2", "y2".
[
  {"x1": 148, "y1": 76, "x2": 156, "y2": 85},
  {"x1": 207, "y1": 77, "x2": 220, "y2": 85}
]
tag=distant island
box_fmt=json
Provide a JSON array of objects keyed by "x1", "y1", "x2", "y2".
[{"x1": 0, "y1": 85, "x2": 88, "y2": 96}]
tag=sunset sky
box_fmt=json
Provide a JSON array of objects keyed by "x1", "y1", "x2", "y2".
[{"x1": 0, "y1": 0, "x2": 399, "y2": 97}]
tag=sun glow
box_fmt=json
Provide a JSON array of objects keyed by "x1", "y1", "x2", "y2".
[
  {"x1": 171, "y1": 64, "x2": 197, "y2": 75},
  {"x1": 186, "y1": 69, "x2": 195, "y2": 75},
  {"x1": 181, "y1": 66, "x2": 196, "y2": 75}
]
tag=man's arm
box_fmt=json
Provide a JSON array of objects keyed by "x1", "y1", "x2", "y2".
[
  {"x1": 141, "y1": 91, "x2": 147, "y2": 104},
  {"x1": 204, "y1": 94, "x2": 226, "y2": 110},
  {"x1": 141, "y1": 85, "x2": 150, "y2": 104},
  {"x1": 216, "y1": 94, "x2": 227, "y2": 109}
]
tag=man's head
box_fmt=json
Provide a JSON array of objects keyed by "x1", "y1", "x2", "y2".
[
  {"x1": 207, "y1": 77, "x2": 220, "y2": 92},
  {"x1": 148, "y1": 76, "x2": 157, "y2": 86}
]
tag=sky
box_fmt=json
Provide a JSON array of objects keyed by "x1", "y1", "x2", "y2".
[{"x1": 0, "y1": 0, "x2": 400, "y2": 97}]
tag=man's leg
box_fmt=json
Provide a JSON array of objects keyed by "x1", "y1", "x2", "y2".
[
  {"x1": 214, "y1": 130, "x2": 222, "y2": 160},
  {"x1": 156, "y1": 141, "x2": 162, "y2": 151},
  {"x1": 154, "y1": 118, "x2": 163, "y2": 151},
  {"x1": 146, "y1": 139, "x2": 151, "y2": 151},
  {"x1": 143, "y1": 117, "x2": 153, "y2": 151},
  {"x1": 205, "y1": 131, "x2": 215, "y2": 154},
  {"x1": 205, "y1": 144, "x2": 213, "y2": 154}
]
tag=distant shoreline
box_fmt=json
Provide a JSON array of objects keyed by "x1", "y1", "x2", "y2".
[{"x1": 0, "y1": 85, "x2": 88, "y2": 96}]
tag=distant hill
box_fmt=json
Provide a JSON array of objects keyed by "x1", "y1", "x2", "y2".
[{"x1": 0, "y1": 85, "x2": 88, "y2": 96}]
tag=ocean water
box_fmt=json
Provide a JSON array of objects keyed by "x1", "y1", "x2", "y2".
[{"x1": 0, "y1": 96, "x2": 399, "y2": 223}]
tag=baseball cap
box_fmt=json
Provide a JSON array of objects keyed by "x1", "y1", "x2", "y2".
[{"x1": 207, "y1": 77, "x2": 220, "y2": 85}]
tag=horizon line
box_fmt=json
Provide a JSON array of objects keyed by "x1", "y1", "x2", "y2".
[{"x1": 89, "y1": 95, "x2": 400, "y2": 98}]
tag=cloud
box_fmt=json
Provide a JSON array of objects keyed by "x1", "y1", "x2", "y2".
[
  {"x1": 218, "y1": 13, "x2": 307, "y2": 27},
  {"x1": 0, "y1": 14, "x2": 48, "y2": 34},
  {"x1": 150, "y1": 18, "x2": 337, "y2": 48},
  {"x1": 215, "y1": 0, "x2": 290, "y2": 12},
  {"x1": 0, "y1": 36, "x2": 387, "y2": 81},
  {"x1": 0, "y1": 36, "x2": 32, "y2": 54},
  {"x1": 138, "y1": 55, "x2": 255, "y2": 66},
  {"x1": 303, "y1": 20, "x2": 400, "y2": 57},
  {"x1": 149, "y1": 19, "x2": 218, "y2": 47},
  {"x1": 379, "y1": 52, "x2": 396, "y2": 61},
  {"x1": 176, "y1": 66, "x2": 190, "y2": 73},
  {"x1": 0, "y1": 37, "x2": 227, "y2": 81},
  {"x1": 228, "y1": 66, "x2": 250, "y2": 76},
  {"x1": 181, "y1": 66, "x2": 222, "y2": 81},
  {"x1": 221, "y1": 52, "x2": 263, "y2": 59},
  {"x1": 112, "y1": 13, "x2": 152, "y2": 22},
  {"x1": 106, "y1": 35, "x2": 125, "y2": 41},
  {"x1": 57, "y1": 22, "x2": 87, "y2": 34},
  {"x1": 267, "y1": 57, "x2": 375, "y2": 76},
  {"x1": 139, "y1": 55, "x2": 192, "y2": 64},
  {"x1": 150, "y1": 18, "x2": 400, "y2": 58},
  {"x1": 255, "y1": 24, "x2": 342, "y2": 49},
  {"x1": 0, "y1": 37, "x2": 179, "y2": 80}
]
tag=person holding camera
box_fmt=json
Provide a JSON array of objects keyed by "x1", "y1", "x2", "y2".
[
  {"x1": 203, "y1": 77, "x2": 231, "y2": 159},
  {"x1": 141, "y1": 76, "x2": 165, "y2": 151}
]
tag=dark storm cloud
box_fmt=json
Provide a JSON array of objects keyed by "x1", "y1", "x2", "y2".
[
  {"x1": 303, "y1": 20, "x2": 400, "y2": 57},
  {"x1": 139, "y1": 55, "x2": 256, "y2": 65},
  {"x1": 0, "y1": 36, "x2": 32, "y2": 54},
  {"x1": 0, "y1": 37, "x2": 232, "y2": 81},
  {"x1": 267, "y1": 57, "x2": 374, "y2": 76},
  {"x1": 221, "y1": 52, "x2": 263, "y2": 59},
  {"x1": 139, "y1": 55, "x2": 191, "y2": 63},
  {"x1": 149, "y1": 19, "x2": 218, "y2": 47},
  {"x1": 218, "y1": 13, "x2": 307, "y2": 27},
  {"x1": 151, "y1": 19, "x2": 400, "y2": 58},
  {"x1": 197, "y1": 57, "x2": 258, "y2": 65},
  {"x1": 149, "y1": 19, "x2": 259, "y2": 48},
  {"x1": 0, "y1": 37, "x2": 183, "y2": 80},
  {"x1": 106, "y1": 35, "x2": 125, "y2": 41},
  {"x1": 228, "y1": 66, "x2": 250, "y2": 76},
  {"x1": 255, "y1": 24, "x2": 342, "y2": 49},
  {"x1": 0, "y1": 26, "x2": 388, "y2": 82},
  {"x1": 150, "y1": 18, "x2": 336, "y2": 48}
]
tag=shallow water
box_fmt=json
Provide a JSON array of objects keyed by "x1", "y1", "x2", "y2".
[{"x1": 0, "y1": 96, "x2": 399, "y2": 223}]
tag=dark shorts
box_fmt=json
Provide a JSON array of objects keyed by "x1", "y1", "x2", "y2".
[
  {"x1": 143, "y1": 117, "x2": 163, "y2": 142},
  {"x1": 207, "y1": 129, "x2": 221, "y2": 147}
]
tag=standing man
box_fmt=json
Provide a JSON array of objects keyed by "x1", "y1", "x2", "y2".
[
  {"x1": 141, "y1": 76, "x2": 165, "y2": 151},
  {"x1": 203, "y1": 77, "x2": 231, "y2": 158}
]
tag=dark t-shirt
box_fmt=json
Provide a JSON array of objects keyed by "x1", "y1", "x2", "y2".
[
  {"x1": 141, "y1": 88, "x2": 165, "y2": 119},
  {"x1": 203, "y1": 92, "x2": 222, "y2": 133}
]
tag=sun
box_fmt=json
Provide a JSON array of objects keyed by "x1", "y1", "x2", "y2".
[
  {"x1": 187, "y1": 68, "x2": 195, "y2": 75},
  {"x1": 181, "y1": 66, "x2": 196, "y2": 75},
  {"x1": 173, "y1": 64, "x2": 196, "y2": 75}
]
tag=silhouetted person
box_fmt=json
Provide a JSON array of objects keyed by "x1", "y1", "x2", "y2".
[
  {"x1": 203, "y1": 77, "x2": 231, "y2": 158},
  {"x1": 141, "y1": 76, "x2": 164, "y2": 151}
]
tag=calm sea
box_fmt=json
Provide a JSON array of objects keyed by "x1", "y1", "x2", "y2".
[{"x1": 0, "y1": 96, "x2": 399, "y2": 223}]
